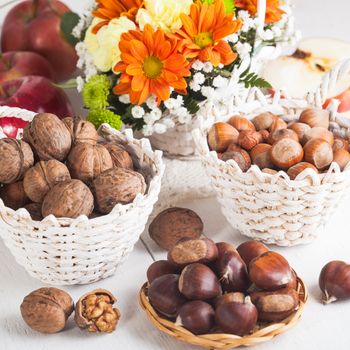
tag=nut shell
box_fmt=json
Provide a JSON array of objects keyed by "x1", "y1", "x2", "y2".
[
  {"x1": 63, "y1": 116, "x2": 98, "y2": 145},
  {"x1": 288, "y1": 122, "x2": 311, "y2": 141},
  {"x1": 42, "y1": 180, "x2": 94, "y2": 218},
  {"x1": 299, "y1": 108, "x2": 330, "y2": 128},
  {"x1": 23, "y1": 160, "x2": 71, "y2": 203},
  {"x1": 268, "y1": 129, "x2": 299, "y2": 145},
  {"x1": 228, "y1": 116, "x2": 256, "y2": 132},
  {"x1": 221, "y1": 148, "x2": 251, "y2": 172},
  {"x1": 250, "y1": 144, "x2": 273, "y2": 169},
  {"x1": 92, "y1": 167, "x2": 146, "y2": 214},
  {"x1": 238, "y1": 130, "x2": 262, "y2": 150},
  {"x1": 24, "y1": 203, "x2": 43, "y2": 221},
  {"x1": 0, "y1": 181, "x2": 29, "y2": 210},
  {"x1": 103, "y1": 143, "x2": 134, "y2": 170},
  {"x1": 287, "y1": 162, "x2": 318, "y2": 180},
  {"x1": 333, "y1": 148, "x2": 350, "y2": 170},
  {"x1": 252, "y1": 112, "x2": 277, "y2": 131},
  {"x1": 270, "y1": 138, "x2": 304, "y2": 170},
  {"x1": 304, "y1": 138, "x2": 333, "y2": 170},
  {"x1": 24, "y1": 113, "x2": 72, "y2": 161},
  {"x1": 208, "y1": 122, "x2": 239, "y2": 152},
  {"x1": 303, "y1": 127, "x2": 334, "y2": 145},
  {"x1": 333, "y1": 137, "x2": 349, "y2": 151}
]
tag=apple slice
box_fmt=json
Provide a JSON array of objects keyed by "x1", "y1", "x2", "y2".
[{"x1": 0, "y1": 117, "x2": 29, "y2": 138}]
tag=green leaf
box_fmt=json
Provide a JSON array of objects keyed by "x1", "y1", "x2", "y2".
[
  {"x1": 223, "y1": 0, "x2": 235, "y2": 13},
  {"x1": 240, "y1": 72, "x2": 272, "y2": 89},
  {"x1": 61, "y1": 12, "x2": 80, "y2": 46},
  {"x1": 183, "y1": 95, "x2": 200, "y2": 115}
]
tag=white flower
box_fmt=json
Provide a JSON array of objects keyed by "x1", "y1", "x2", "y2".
[
  {"x1": 131, "y1": 106, "x2": 145, "y2": 119},
  {"x1": 201, "y1": 86, "x2": 215, "y2": 98},
  {"x1": 146, "y1": 95, "x2": 158, "y2": 109},
  {"x1": 175, "y1": 95, "x2": 184, "y2": 107},
  {"x1": 162, "y1": 118, "x2": 175, "y2": 128},
  {"x1": 235, "y1": 42, "x2": 252, "y2": 59},
  {"x1": 213, "y1": 76, "x2": 227, "y2": 88},
  {"x1": 193, "y1": 72, "x2": 205, "y2": 85},
  {"x1": 153, "y1": 123, "x2": 167, "y2": 134},
  {"x1": 189, "y1": 81, "x2": 201, "y2": 92},
  {"x1": 271, "y1": 26, "x2": 282, "y2": 37},
  {"x1": 164, "y1": 98, "x2": 178, "y2": 110},
  {"x1": 203, "y1": 62, "x2": 213, "y2": 73},
  {"x1": 238, "y1": 10, "x2": 255, "y2": 32},
  {"x1": 258, "y1": 29, "x2": 274, "y2": 41},
  {"x1": 76, "y1": 76, "x2": 85, "y2": 92},
  {"x1": 150, "y1": 108, "x2": 162, "y2": 121},
  {"x1": 142, "y1": 124, "x2": 154, "y2": 136},
  {"x1": 192, "y1": 60, "x2": 204, "y2": 71},
  {"x1": 119, "y1": 94, "x2": 130, "y2": 104}
]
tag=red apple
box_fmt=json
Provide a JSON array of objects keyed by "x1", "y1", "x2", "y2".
[
  {"x1": 0, "y1": 76, "x2": 73, "y2": 118},
  {"x1": 0, "y1": 51, "x2": 54, "y2": 84},
  {"x1": 0, "y1": 117, "x2": 29, "y2": 138},
  {"x1": 1, "y1": 0, "x2": 78, "y2": 82},
  {"x1": 323, "y1": 89, "x2": 350, "y2": 113}
]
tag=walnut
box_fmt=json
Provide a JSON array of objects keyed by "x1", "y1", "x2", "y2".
[
  {"x1": 23, "y1": 160, "x2": 71, "y2": 203},
  {"x1": 0, "y1": 138, "x2": 34, "y2": 184},
  {"x1": 103, "y1": 143, "x2": 134, "y2": 170},
  {"x1": 24, "y1": 203, "x2": 43, "y2": 221},
  {"x1": 63, "y1": 116, "x2": 99, "y2": 145},
  {"x1": 20, "y1": 287, "x2": 74, "y2": 334},
  {"x1": 23, "y1": 113, "x2": 72, "y2": 161},
  {"x1": 42, "y1": 179, "x2": 94, "y2": 219},
  {"x1": 92, "y1": 168, "x2": 146, "y2": 214},
  {"x1": 67, "y1": 143, "x2": 113, "y2": 184},
  {"x1": 0, "y1": 181, "x2": 29, "y2": 210},
  {"x1": 75, "y1": 289, "x2": 120, "y2": 333}
]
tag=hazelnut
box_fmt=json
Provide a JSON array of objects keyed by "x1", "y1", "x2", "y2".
[
  {"x1": 221, "y1": 148, "x2": 251, "y2": 172},
  {"x1": 92, "y1": 167, "x2": 146, "y2": 214},
  {"x1": 287, "y1": 162, "x2": 318, "y2": 180},
  {"x1": 63, "y1": 116, "x2": 98, "y2": 145},
  {"x1": 303, "y1": 127, "x2": 334, "y2": 145},
  {"x1": 226, "y1": 143, "x2": 241, "y2": 152},
  {"x1": 270, "y1": 138, "x2": 304, "y2": 170},
  {"x1": 207, "y1": 122, "x2": 239, "y2": 152},
  {"x1": 149, "y1": 207, "x2": 203, "y2": 251},
  {"x1": 333, "y1": 148, "x2": 350, "y2": 170},
  {"x1": 24, "y1": 203, "x2": 43, "y2": 221},
  {"x1": 0, "y1": 138, "x2": 34, "y2": 184},
  {"x1": 269, "y1": 118, "x2": 287, "y2": 132},
  {"x1": 259, "y1": 129, "x2": 270, "y2": 143},
  {"x1": 0, "y1": 181, "x2": 29, "y2": 210},
  {"x1": 20, "y1": 287, "x2": 74, "y2": 334},
  {"x1": 252, "y1": 112, "x2": 277, "y2": 130},
  {"x1": 42, "y1": 180, "x2": 94, "y2": 218},
  {"x1": 238, "y1": 130, "x2": 263, "y2": 150},
  {"x1": 333, "y1": 137, "x2": 349, "y2": 151},
  {"x1": 299, "y1": 108, "x2": 330, "y2": 128},
  {"x1": 228, "y1": 116, "x2": 256, "y2": 132},
  {"x1": 103, "y1": 143, "x2": 134, "y2": 170},
  {"x1": 67, "y1": 143, "x2": 113, "y2": 184},
  {"x1": 75, "y1": 289, "x2": 120, "y2": 333},
  {"x1": 23, "y1": 113, "x2": 72, "y2": 161},
  {"x1": 250, "y1": 144, "x2": 274, "y2": 169},
  {"x1": 268, "y1": 128, "x2": 299, "y2": 145},
  {"x1": 304, "y1": 138, "x2": 333, "y2": 170},
  {"x1": 23, "y1": 160, "x2": 71, "y2": 203},
  {"x1": 288, "y1": 122, "x2": 311, "y2": 141}
]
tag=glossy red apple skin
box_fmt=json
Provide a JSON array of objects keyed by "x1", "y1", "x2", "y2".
[
  {"x1": 0, "y1": 51, "x2": 54, "y2": 84},
  {"x1": 323, "y1": 89, "x2": 350, "y2": 113},
  {"x1": 0, "y1": 76, "x2": 73, "y2": 119},
  {"x1": 1, "y1": 0, "x2": 78, "y2": 82}
]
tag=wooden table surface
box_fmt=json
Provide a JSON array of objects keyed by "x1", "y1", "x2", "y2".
[{"x1": 0, "y1": 1, "x2": 350, "y2": 350}]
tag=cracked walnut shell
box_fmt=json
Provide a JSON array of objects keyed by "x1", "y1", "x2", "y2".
[
  {"x1": 23, "y1": 160, "x2": 71, "y2": 203},
  {"x1": 20, "y1": 287, "x2": 74, "y2": 334},
  {"x1": 63, "y1": 116, "x2": 99, "y2": 145},
  {"x1": 103, "y1": 143, "x2": 134, "y2": 170},
  {"x1": 75, "y1": 289, "x2": 120, "y2": 333}
]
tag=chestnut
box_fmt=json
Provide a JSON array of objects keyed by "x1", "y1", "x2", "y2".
[
  {"x1": 213, "y1": 250, "x2": 249, "y2": 293},
  {"x1": 228, "y1": 116, "x2": 256, "y2": 132},
  {"x1": 252, "y1": 112, "x2": 277, "y2": 131},
  {"x1": 147, "y1": 260, "x2": 180, "y2": 284},
  {"x1": 215, "y1": 297, "x2": 258, "y2": 335},
  {"x1": 208, "y1": 122, "x2": 239, "y2": 152},
  {"x1": 288, "y1": 122, "x2": 311, "y2": 141},
  {"x1": 287, "y1": 162, "x2": 318, "y2": 180},
  {"x1": 333, "y1": 148, "x2": 350, "y2": 170},
  {"x1": 299, "y1": 108, "x2": 330, "y2": 129},
  {"x1": 221, "y1": 148, "x2": 251, "y2": 172},
  {"x1": 286, "y1": 270, "x2": 298, "y2": 290},
  {"x1": 333, "y1": 137, "x2": 349, "y2": 151},
  {"x1": 268, "y1": 129, "x2": 299, "y2": 145},
  {"x1": 238, "y1": 130, "x2": 263, "y2": 151},
  {"x1": 148, "y1": 274, "x2": 187, "y2": 318},
  {"x1": 250, "y1": 287, "x2": 299, "y2": 322},
  {"x1": 304, "y1": 138, "x2": 333, "y2": 170},
  {"x1": 216, "y1": 242, "x2": 237, "y2": 255},
  {"x1": 179, "y1": 263, "x2": 221, "y2": 300},
  {"x1": 319, "y1": 260, "x2": 350, "y2": 304},
  {"x1": 237, "y1": 240, "x2": 269, "y2": 266},
  {"x1": 176, "y1": 301, "x2": 215, "y2": 335},
  {"x1": 250, "y1": 144, "x2": 274, "y2": 169},
  {"x1": 249, "y1": 251, "x2": 293, "y2": 291},
  {"x1": 213, "y1": 292, "x2": 245, "y2": 309},
  {"x1": 270, "y1": 138, "x2": 304, "y2": 170},
  {"x1": 168, "y1": 237, "x2": 218, "y2": 266}
]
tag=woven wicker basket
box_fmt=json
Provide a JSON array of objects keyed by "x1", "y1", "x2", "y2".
[
  {"x1": 193, "y1": 60, "x2": 350, "y2": 246},
  {"x1": 139, "y1": 276, "x2": 308, "y2": 349},
  {"x1": 0, "y1": 106, "x2": 164, "y2": 285}
]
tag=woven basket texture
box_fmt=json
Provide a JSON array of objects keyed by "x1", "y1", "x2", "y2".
[
  {"x1": 0, "y1": 107, "x2": 165, "y2": 285},
  {"x1": 139, "y1": 276, "x2": 308, "y2": 349}
]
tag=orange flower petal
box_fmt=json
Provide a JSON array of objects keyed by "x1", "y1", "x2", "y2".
[
  {"x1": 131, "y1": 74, "x2": 147, "y2": 92},
  {"x1": 138, "y1": 80, "x2": 150, "y2": 105},
  {"x1": 180, "y1": 14, "x2": 198, "y2": 37},
  {"x1": 130, "y1": 40, "x2": 149, "y2": 62},
  {"x1": 199, "y1": 47, "x2": 221, "y2": 66},
  {"x1": 126, "y1": 63, "x2": 143, "y2": 76},
  {"x1": 150, "y1": 79, "x2": 170, "y2": 102}
]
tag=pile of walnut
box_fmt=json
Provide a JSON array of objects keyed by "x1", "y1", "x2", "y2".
[
  {"x1": 20, "y1": 288, "x2": 120, "y2": 334},
  {"x1": 208, "y1": 108, "x2": 350, "y2": 179},
  {"x1": 0, "y1": 113, "x2": 146, "y2": 220},
  {"x1": 147, "y1": 208, "x2": 300, "y2": 336}
]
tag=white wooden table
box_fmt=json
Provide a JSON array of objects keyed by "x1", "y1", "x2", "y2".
[{"x1": 1, "y1": 1, "x2": 350, "y2": 350}]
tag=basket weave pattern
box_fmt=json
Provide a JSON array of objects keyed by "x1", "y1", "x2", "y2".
[
  {"x1": 0, "y1": 107, "x2": 165, "y2": 285},
  {"x1": 139, "y1": 277, "x2": 308, "y2": 349}
]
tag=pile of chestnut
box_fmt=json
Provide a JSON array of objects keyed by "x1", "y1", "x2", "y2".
[
  {"x1": 146, "y1": 238, "x2": 300, "y2": 336},
  {"x1": 208, "y1": 108, "x2": 350, "y2": 178}
]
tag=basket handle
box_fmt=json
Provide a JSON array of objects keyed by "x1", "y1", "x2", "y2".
[{"x1": 257, "y1": 0, "x2": 267, "y2": 32}]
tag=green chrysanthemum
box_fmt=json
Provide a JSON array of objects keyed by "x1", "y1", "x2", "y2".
[
  {"x1": 83, "y1": 75, "x2": 111, "y2": 110},
  {"x1": 87, "y1": 109, "x2": 123, "y2": 131}
]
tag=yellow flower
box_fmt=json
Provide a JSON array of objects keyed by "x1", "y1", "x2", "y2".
[
  {"x1": 85, "y1": 17, "x2": 136, "y2": 72},
  {"x1": 136, "y1": 0, "x2": 192, "y2": 33}
]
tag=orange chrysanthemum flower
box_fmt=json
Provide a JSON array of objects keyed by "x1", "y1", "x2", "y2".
[
  {"x1": 92, "y1": 0, "x2": 143, "y2": 33},
  {"x1": 174, "y1": 0, "x2": 242, "y2": 66},
  {"x1": 236, "y1": 0, "x2": 285, "y2": 24},
  {"x1": 113, "y1": 24, "x2": 191, "y2": 105}
]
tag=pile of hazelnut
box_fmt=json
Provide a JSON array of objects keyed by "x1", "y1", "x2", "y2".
[
  {"x1": 208, "y1": 108, "x2": 350, "y2": 179},
  {"x1": 0, "y1": 113, "x2": 146, "y2": 220}
]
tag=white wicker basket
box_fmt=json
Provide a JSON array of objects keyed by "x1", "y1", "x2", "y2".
[
  {"x1": 193, "y1": 60, "x2": 350, "y2": 246},
  {"x1": 0, "y1": 107, "x2": 164, "y2": 285}
]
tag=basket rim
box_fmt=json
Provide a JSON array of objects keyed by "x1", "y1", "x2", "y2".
[{"x1": 139, "y1": 276, "x2": 308, "y2": 349}]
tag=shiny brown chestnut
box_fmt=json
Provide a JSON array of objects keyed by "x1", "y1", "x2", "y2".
[
  {"x1": 216, "y1": 242, "x2": 237, "y2": 255},
  {"x1": 147, "y1": 260, "x2": 180, "y2": 284},
  {"x1": 176, "y1": 301, "x2": 215, "y2": 335},
  {"x1": 179, "y1": 263, "x2": 221, "y2": 300},
  {"x1": 215, "y1": 297, "x2": 258, "y2": 336},
  {"x1": 249, "y1": 251, "x2": 293, "y2": 291},
  {"x1": 213, "y1": 292, "x2": 245, "y2": 309},
  {"x1": 237, "y1": 240, "x2": 269, "y2": 266},
  {"x1": 148, "y1": 274, "x2": 187, "y2": 317},
  {"x1": 319, "y1": 260, "x2": 350, "y2": 304},
  {"x1": 168, "y1": 237, "x2": 218, "y2": 266},
  {"x1": 250, "y1": 287, "x2": 299, "y2": 322}
]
